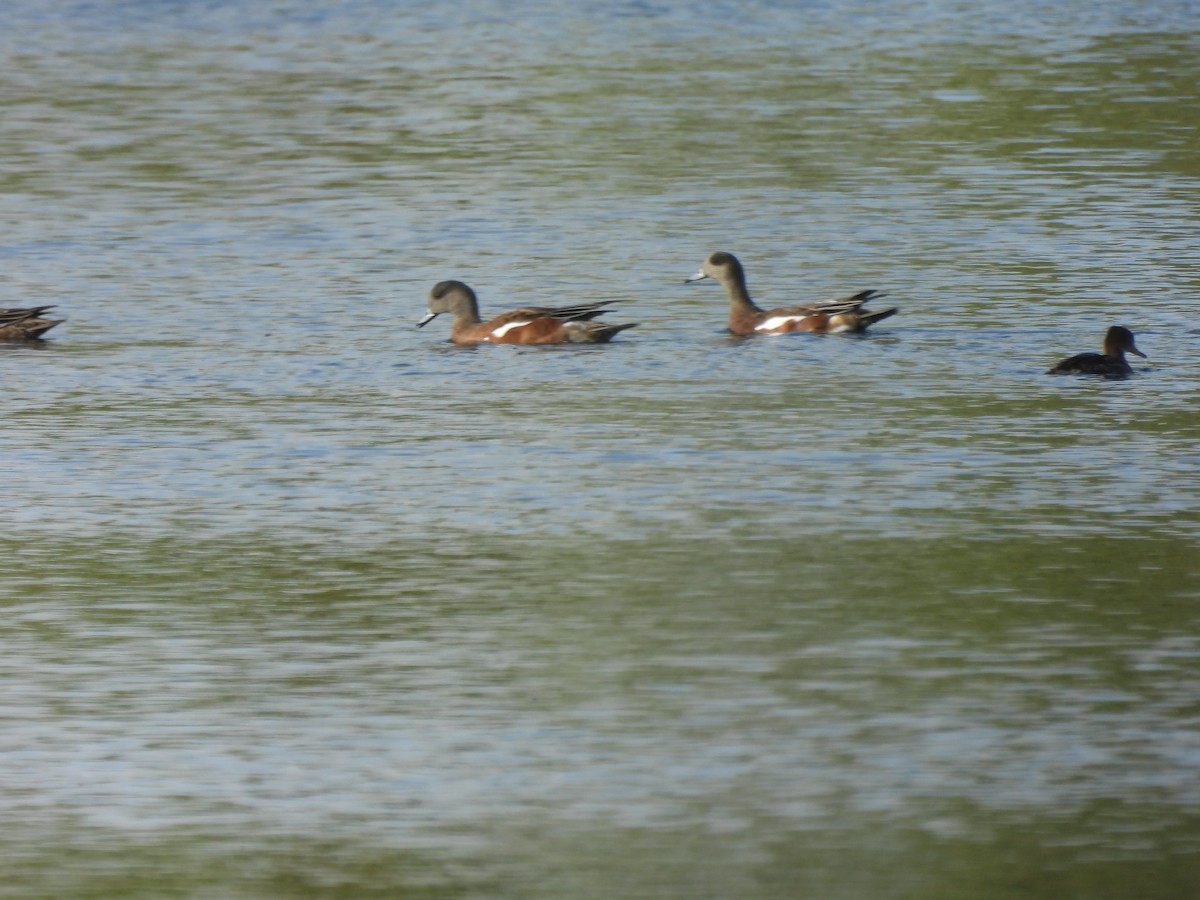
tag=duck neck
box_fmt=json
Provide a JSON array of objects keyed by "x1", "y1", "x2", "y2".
[
  {"x1": 455, "y1": 298, "x2": 484, "y2": 327},
  {"x1": 724, "y1": 276, "x2": 760, "y2": 312},
  {"x1": 1102, "y1": 329, "x2": 1135, "y2": 360}
]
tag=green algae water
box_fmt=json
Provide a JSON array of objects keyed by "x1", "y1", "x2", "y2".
[{"x1": 2, "y1": 1, "x2": 1199, "y2": 897}]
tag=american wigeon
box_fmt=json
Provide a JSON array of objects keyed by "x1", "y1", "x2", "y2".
[
  {"x1": 686, "y1": 251, "x2": 896, "y2": 335},
  {"x1": 417, "y1": 280, "x2": 637, "y2": 345},
  {"x1": 1047, "y1": 325, "x2": 1146, "y2": 376},
  {"x1": 0, "y1": 305, "x2": 64, "y2": 340}
]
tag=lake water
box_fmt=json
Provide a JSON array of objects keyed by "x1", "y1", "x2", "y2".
[{"x1": 3, "y1": 1, "x2": 1199, "y2": 897}]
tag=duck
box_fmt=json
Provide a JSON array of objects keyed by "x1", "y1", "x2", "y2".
[
  {"x1": 685, "y1": 251, "x2": 896, "y2": 335},
  {"x1": 417, "y1": 280, "x2": 637, "y2": 345},
  {"x1": 1047, "y1": 325, "x2": 1146, "y2": 377},
  {"x1": 0, "y1": 305, "x2": 64, "y2": 341}
]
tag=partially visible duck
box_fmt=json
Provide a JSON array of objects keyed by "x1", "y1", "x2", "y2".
[
  {"x1": 417, "y1": 280, "x2": 636, "y2": 345},
  {"x1": 1047, "y1": 326, "x2": 1146, "y2": 377},
  {"x1": 685, "y1": 251, "x2": 896, "y2": 336},
  {"x1": 0, "y1": 305, "x2": 64, "y2": 341}
]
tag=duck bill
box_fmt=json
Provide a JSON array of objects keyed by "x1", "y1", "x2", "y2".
[
  {"x1": 416, "y1": 311, "x2": 438, "y2": 328},
  {"x1": 1130, "y1": 346, "x2": 1147, "y2": 359},
  {"x1": 684, "y1": 270, "x2": 710, "y2": 284}
]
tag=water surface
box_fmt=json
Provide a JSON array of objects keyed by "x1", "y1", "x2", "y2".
[{"x1": 2, "y1": 1, "x2": 1199, "y2": 897}]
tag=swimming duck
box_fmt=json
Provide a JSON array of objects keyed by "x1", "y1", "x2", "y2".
[
  {"x1": 417, "y1": 280, "x2": 637, "y2": 345},
  {"x1": 685, "y1": 251, "x2": 896, "y2": 335},
  {"x1": 1047, "y1": 325, "x2": 1146, "y2": 377},
  {"x1": 0, "y1": 305, "x2": 64, "y2": 340}
]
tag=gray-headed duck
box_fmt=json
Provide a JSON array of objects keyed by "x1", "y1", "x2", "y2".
[
  {"x1": 417, "y1": 281, "x2": 636, "y2": 345},
  {"x1": 685, "y1": 252, "x2": 895, "y2": 336}
]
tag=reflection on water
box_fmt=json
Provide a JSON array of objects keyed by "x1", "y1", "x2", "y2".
[{"x1": 2, "y1": 0, "x2": 1199, "y2": 897}]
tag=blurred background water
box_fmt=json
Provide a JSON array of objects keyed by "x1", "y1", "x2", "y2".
[{"x1": 2, "y1": 1, "x2": 1199, "y2": 897}]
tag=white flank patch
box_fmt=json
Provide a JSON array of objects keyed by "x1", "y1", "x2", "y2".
[
  {"x1": 756, "y1": 315, "x2": 808, "y2": 332},
  {"x1": 491, "y1": 319, "x2": 533, "y2": 339}
]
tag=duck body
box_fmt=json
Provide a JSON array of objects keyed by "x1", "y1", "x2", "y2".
[
  {"x1": 686, "y1": 251, "x2": 895, "y2": 336},
  {"x1": 0, "y1": 305, "x2": 64, "y2": 340},
  {"x1": 1047, "y1": 326, "x2": 1146, "y2": 377},
  {"x1": 418, "y1": 281, "x2": 636, "y2": 345}
]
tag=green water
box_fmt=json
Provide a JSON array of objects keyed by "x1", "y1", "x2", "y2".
[{"x1": 2, "y1": 1, "x2": 1198, "y2": 897}]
